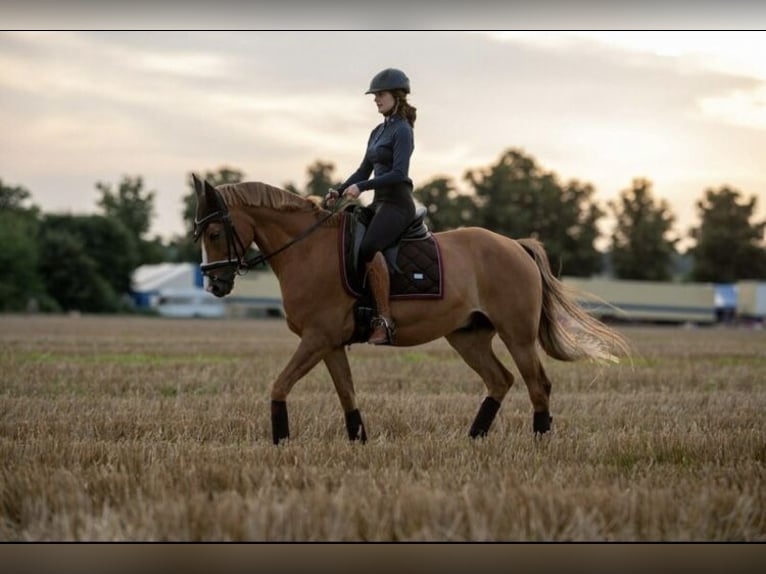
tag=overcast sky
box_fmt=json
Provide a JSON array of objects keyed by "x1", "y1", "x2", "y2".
[{"x1": 2, "y1": 23, "x2": 765, "y2": 246}]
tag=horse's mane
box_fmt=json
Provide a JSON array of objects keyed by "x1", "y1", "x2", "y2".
[
  {"x1": 217, "y1": 181, "x2": 313, "y2": 211},
  {"x1": 217, "y1": 181, "x2": 342, "y2": 227}
]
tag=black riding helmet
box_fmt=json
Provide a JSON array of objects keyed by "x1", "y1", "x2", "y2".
[{"x1": 365, "y1": 68, "x2": 410, "y2": 94}]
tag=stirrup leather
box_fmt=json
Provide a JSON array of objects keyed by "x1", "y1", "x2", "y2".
[{"x1": 369, "y1": 315, "x2": 396, "y2": 344}]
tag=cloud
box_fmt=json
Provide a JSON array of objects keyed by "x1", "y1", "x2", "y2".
[
  {"x1": 487, "y1": 31, "x2": 766, "y2": 82},
  {"x1": 699, "y1": 85, "x2": 766, "y2": 131},
  {"x1": 1, "y1": 31, "x2": 764, "y2": 242},
  {"x1": 132, "y1": 51, "x2": 232, "y2": 78},
  {"x1": 488, "y1": 31, "x2": 766, "y2": 133},
  {"x1": 572, "y1": 32, "x2": 766, "y2": 81}
]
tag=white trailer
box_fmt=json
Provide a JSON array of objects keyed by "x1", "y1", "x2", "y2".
[
  {"x1": 562, "y1": 277, "x2": 717, "y2": 324},
  {"x1": 226, "y1": 271, "x2": 285, "y2": 318},
  {"x1": 736, "y1": 281, "x2": 766, "y2": 319},
  {"x1": 155, "y1": 288, "x2": 225, "y2": 318}
]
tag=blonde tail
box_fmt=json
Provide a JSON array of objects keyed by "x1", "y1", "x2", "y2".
[{"x1": 517, "y1": 238, "x2": 631, "y2": 363}]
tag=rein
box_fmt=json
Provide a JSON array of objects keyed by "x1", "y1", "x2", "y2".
[{"x1": 194, "y1": 186, "x2": 343, "y2": 275}]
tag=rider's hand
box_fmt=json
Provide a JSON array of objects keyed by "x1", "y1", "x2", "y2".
[
  {"x1": 344, "y1": 184, "x2": 361, "y2": 200},
  {"x1": 325, "y1": 188, "x2": 340, "y2": 207}
]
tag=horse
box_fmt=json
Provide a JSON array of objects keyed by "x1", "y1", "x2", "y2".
[{"x1": 191, "y1": 174, "x2": 630, "y2": 445}]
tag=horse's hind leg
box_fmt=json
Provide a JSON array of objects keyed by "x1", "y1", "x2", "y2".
[
  {"x1": 323, "y1": 347, "x2": 367, "y2": 443},
  {"x1": 446, "y1": 328, "x2": 515, "y2": 438},
  {"x1": 501, "y1": 338, "x2": 553, "y2": 435}
]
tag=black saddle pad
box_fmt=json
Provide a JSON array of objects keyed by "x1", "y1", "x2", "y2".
[{"x1": 339, "y1": 210, "x2": 444, "y2": 300}]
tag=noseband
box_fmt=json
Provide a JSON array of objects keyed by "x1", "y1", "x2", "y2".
[{"x1": 193, "y1": 186, "x2": 338, "y2": 277}]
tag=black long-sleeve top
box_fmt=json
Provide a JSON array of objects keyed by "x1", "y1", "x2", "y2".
[{"x1": 337, "y1": 115, "x2": 414, "y2": 205}]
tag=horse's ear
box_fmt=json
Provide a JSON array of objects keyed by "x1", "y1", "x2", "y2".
[
  {"x1": 192, "y1": 173, "x2": 204, "y2": 198},
  {"x1": 192, "y1": 173, "x2": 207, "y2": 219},
  {"x1": 203, "y1": 179, "x2": 220, "y2": 209}
]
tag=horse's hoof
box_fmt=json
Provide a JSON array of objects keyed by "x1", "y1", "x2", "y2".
[
  {"x1": 469, "y1": 396, "x2": 501, "y2": 438},
  {"x1": 345, "y1": 409, "x2": 368, "y2": 443},
  {"x1": 271, "y1": 400, "x2": 290, "y2": 445},
  {"x1": 533, "y1": 411, "x2": 552, "y2": 434}
]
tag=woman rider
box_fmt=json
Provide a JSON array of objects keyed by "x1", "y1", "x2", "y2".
[{"x1": 326, "y1": 68, "x2": 417, "y2": 345}]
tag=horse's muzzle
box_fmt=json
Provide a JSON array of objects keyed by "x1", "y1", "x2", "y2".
[{"x1": 206, "y1": 273, "x2": 235, "y2": 297}]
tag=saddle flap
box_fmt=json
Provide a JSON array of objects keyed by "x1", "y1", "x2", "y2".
[
  {"x1": 339, "y1": 207, "x2": 443, "y2": 301},
  {"x1": 349, "y1": 205, "x2": 429, "y2": 272}
]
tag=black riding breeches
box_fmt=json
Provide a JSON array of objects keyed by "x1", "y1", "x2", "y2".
[{"x1": 358, "y1": 200, "x2": 416, "y2": 267}]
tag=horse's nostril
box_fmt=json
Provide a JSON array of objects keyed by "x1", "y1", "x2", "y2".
[{"x1": 210, "y1": 279, "x2": 232, "y2": 297}]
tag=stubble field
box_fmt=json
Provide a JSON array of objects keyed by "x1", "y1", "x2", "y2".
[{"x1": 0, "y1": 314, "x2": 764, "y2": 541}]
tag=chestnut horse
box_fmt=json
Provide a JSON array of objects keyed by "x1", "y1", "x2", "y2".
[{"x1": 192, "y1": 175, "x2": 629, "y2": 444}]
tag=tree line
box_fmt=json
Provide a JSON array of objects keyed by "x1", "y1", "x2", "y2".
[{"x1": 1, "y1": 147, "x2": 764, "y2": 313}]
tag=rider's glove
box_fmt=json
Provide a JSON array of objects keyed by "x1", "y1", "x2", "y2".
[{"x1": 325, "y1": 188, "x2": 340, "y2": 208}]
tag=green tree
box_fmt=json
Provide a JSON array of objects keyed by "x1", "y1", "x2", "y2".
[
  {"x1": 464, "y1": 148, "x2": 604, "y2": 277},
  {"x1": 138, "y1": 236, "x2": 170, "y2": 265},
  {"x1": 0, "y1": 180, "x2": 50, "y2": 311},
  {"x1": 40, "y1": 214, "x2": 139, "y2": 303},
  {"x1": 609, "y1": 179, "x2": 678, "y2": 281},
  {"x1": 305, "y1": 160, "x2": 339, "y2": 197},
  {"x1": 689, "y1": 186, "x2": 766, "y2": 282},
  {"x1": 37, "y1": 227, "x2": 119, "y2": 313},
  {"x1": 554, "y1": 179, "x2": 605, "y2": 277},
  {"x1": 283, "y1": 160, "x2": 341, "y2": 197},
  {"x1": 0, "y1": 211, "x2": 46, "y2": 311},
  {"x1": 96, "y1": 175, "x2": 166, "y2": 264},
  {"x1": 465, "y1": 148, "x2": 540, "y2": 237},
  {"x1": 96, "y1": 175, "x2": 155, "y2": 238},
  {"x1": 0, "y1": 178, "x2": 39, "y2": 215},
  {"x1": 414, "y1": 177, "x2": 477, "y2": 232}
]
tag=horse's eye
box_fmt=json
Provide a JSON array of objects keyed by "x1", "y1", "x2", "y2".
[{"x1": 209, "y1": 230, "x2": 221, "y2": 241}]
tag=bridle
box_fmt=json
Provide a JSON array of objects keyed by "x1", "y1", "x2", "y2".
[{"x1": 193, "y1": 185, "x2": 339, "y2": 277}]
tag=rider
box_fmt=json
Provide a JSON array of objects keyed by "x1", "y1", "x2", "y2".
[{"x1": 327, "y1": 68, "x2": 417, "y2": 345}]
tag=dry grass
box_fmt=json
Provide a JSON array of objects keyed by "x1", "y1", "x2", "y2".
[{"x1": 0, "y1": 315, "x2": 764, "y2": 541}]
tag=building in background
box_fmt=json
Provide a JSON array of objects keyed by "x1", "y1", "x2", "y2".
[
  {"x1": 130, "y1": 264, "x2": 282, "y2": 318},
  {"x1": 131, "y1": 264, "x2": 763, "y2": 325},
  {"x1": 131, "y1": 263, "x2": 224, "y2": 318},
  {"x1": 737, "y1": 281, "x2": 766, "y2": 324},
  {"x1": 562, "y1": 277, "x2": 717, "y2": 325},
  {"x1": 226, "y1": 271, "x2": 284, "y2": 318}
]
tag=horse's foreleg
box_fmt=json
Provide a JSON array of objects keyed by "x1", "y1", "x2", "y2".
[
  {"x1": 446, "y1": 329, "x2": 514, "y2": 438},
  {"x1": 323, "y1": 347, "x2": 367, "y2": 443},
  {"x1": 270, "y1": 334, "x2": 329, "y2": 445}
]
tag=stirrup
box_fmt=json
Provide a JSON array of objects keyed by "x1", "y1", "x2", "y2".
[{"x1": 369, "y1": 316, "x2": 395, "y2": 345}]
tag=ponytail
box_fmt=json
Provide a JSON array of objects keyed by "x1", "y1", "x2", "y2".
[{"x1": 393, "y1": 90, "x2": 417, "y2": 127}]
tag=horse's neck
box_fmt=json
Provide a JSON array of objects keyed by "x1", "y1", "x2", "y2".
[{"x1": 250, "y1": 208, "x2": 333, "y2": 275}]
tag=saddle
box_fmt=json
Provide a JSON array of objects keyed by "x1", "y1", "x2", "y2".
[{"x1": 338, "y1": 205, "x2": 444, "y2": 344}]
